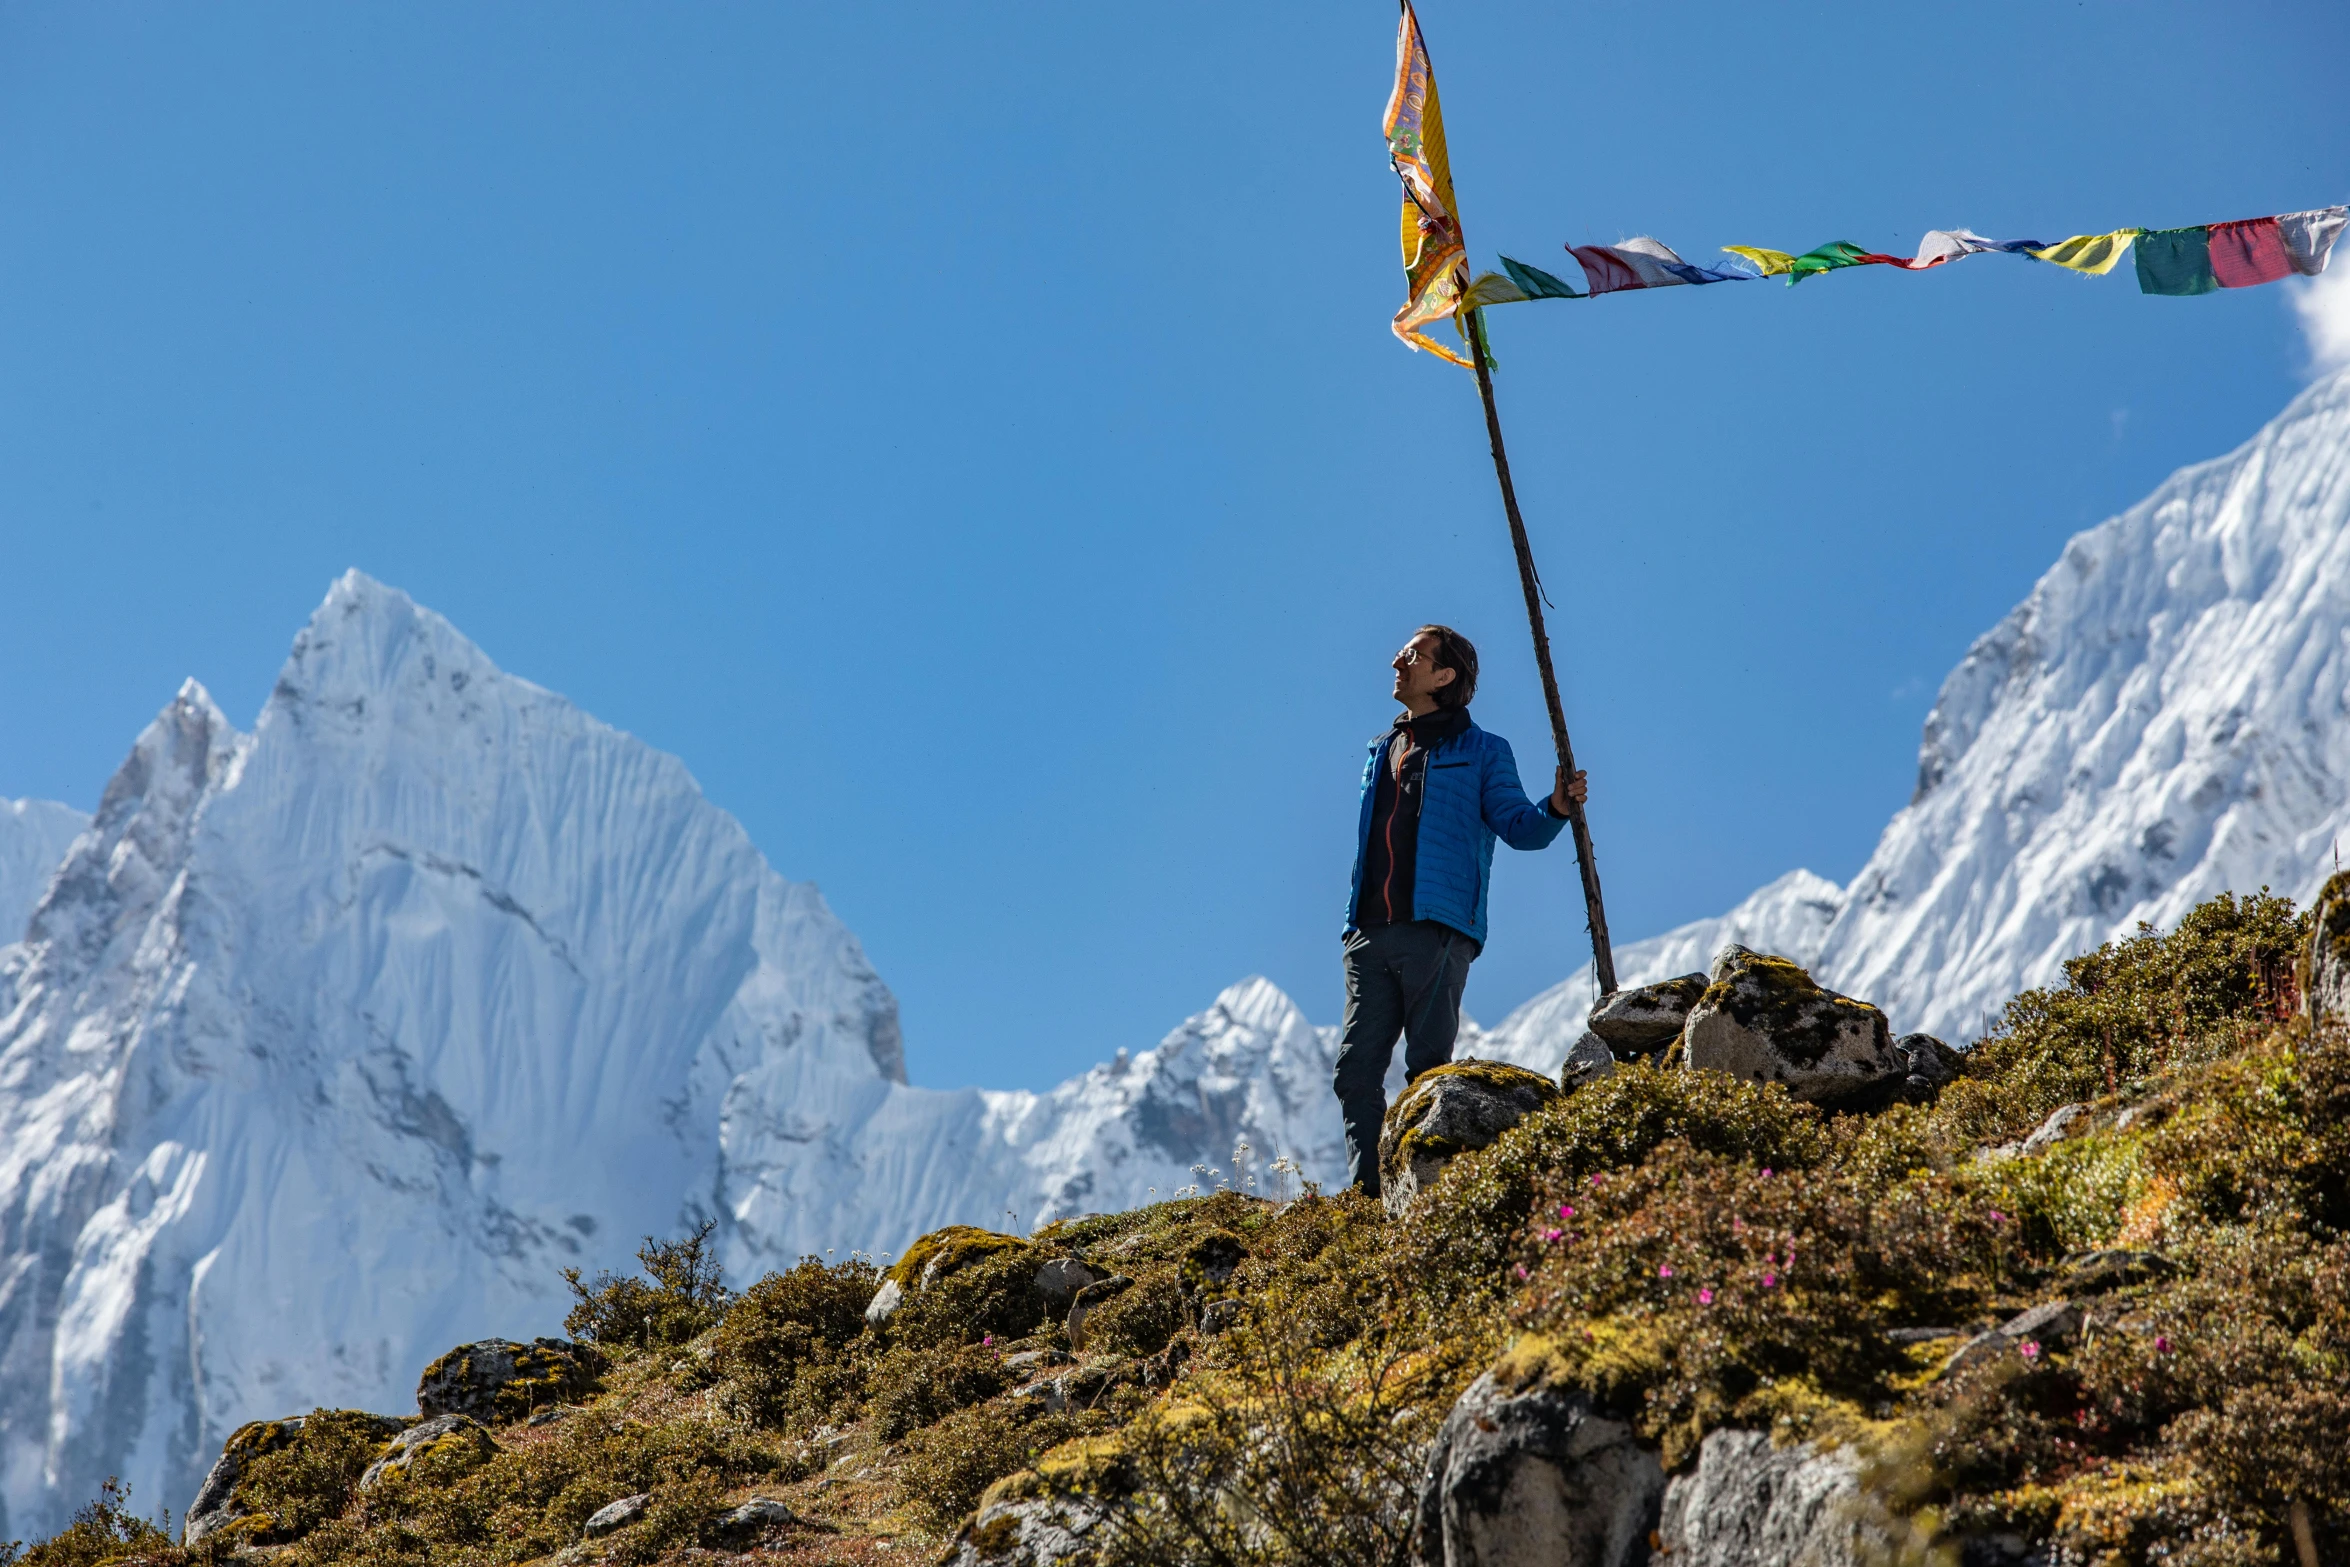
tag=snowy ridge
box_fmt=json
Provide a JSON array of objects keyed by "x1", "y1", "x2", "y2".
[
  {"x1": 1815, "y1": 365, "x2": 2350, "y2": 1040},
  {"x1": 0, "y1": 797, "x2": 86, "y2": 943}
]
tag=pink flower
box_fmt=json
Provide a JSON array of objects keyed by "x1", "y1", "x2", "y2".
[
  {"x1": 1761, "y1": 1272, "x2": 1777, "y2": 1289},
  {"x1": 1658, "y1": 1263, "x2": 1675, "y2": 1279},
  {"x1": 1989, "y1": 1209, "x2": 2007, "y2": 1224},
  {"x1": 1759, "y1": 1168, "x2": 1773, "y2": 1179},
  {"x1": 983, "y1": 1334, "x2": 994, "y2": 1347},
  {"x1": 2154, "y1": 1335, "x2": 2172, "y2": 1354},
  {"x1": 1514, "y1": 1263, "x2": 1530, "y2": 1280},
  {"x1": 2019, "y1": 1340, "x2": 2040, "y2": 1361},
  {"x1": 1543, "y1": 1228, "x2": 1564, "y2": 1243},
  {"x1": 1559, "y1": 1203, "x2": 1576, "y2": 1219},
  {"x1": 1697, "y1": 1287, "x2": 1715, "y2": 1306},
  {"x1": 1731, "y1": 1217, "x2": 1744, "y2": 1233},
  {"x1": 1591, "y1": 1174, "x2": 1603, "y2": 1187}
]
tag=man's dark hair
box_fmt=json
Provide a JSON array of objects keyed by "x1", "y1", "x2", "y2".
[{"x1": 1416, "y1": 624, "x2": 1478, "y2": 709}]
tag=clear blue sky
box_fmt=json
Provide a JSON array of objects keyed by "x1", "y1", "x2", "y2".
[{"x1": 1, "y1": 2, "x2": 2344, "y2": 1091}]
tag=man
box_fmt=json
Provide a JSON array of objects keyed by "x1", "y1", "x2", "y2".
[{"x1": 1334, "y1": 624, "x2": 1586, "y2": 1197}]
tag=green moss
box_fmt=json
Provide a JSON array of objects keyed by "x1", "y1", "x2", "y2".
[
  {"x1": 887, "y1": 1224, "x2": 1032, "y2": 1291},
  {"x1": 1702, "y1": 952, "x2": 1885, "y2": 1067},
  {"x1": 1386, "y1": 1059, "x2": 1562, "y2": 1166}
]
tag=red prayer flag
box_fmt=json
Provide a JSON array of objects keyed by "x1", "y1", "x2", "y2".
[{"x1": 2208, "y1": 217, "x2": 2295, "y2": 289}]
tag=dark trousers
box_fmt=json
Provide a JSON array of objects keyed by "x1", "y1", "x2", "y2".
[{"x1": 1333, "y1": 920, "x2": 1479, "y2": 1196}]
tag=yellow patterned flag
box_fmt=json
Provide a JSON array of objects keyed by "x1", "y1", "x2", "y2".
[{"x1": 1384, "y1": 5, "x2": 1472, "y2": 368}]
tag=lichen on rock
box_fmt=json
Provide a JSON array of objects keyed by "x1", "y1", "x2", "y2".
[
  {"x1": 1379, "y1": 1059, "x2": 1561, "y2": 1215},
  {"x1": 1682, "y1": 945, "x2": 1900, "y2": 1103}
]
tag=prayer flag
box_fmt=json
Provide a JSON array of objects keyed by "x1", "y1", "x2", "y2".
[
  {"x1": 1461, "y1": 256, "x2": 1587, "y2": 309},
  {"x1": 2280, "y1": 208, "x2": 2349, "y2": 275},
  {"x1": 1384, "y1": 5, "x2": 1472, "y2": 367},
  {"x1": 2031, "y1": 230, "x2": 2139, "y2": 275},
  {"x1": 2135, "y1": 226, "x2": 2218, "y2": 295},
  {"x1": 1906, "y1": 230, "x2": 2048, "y2": 268},
  {"x1": 1566, "y1": 237, "x2": 1754, "y2": 294}
]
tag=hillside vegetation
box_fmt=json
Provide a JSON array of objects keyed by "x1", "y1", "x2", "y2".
[{"x1": 8, "y1": 887, "x2": 2344, "y2": 1567}]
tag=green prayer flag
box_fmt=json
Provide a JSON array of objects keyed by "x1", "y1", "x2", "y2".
[
  {"x1": 1498, "y1": 255, "x2": 1585, "y2": 299},
  {"x1": 1786, "y1": 241, "x2": 1873, "y2": 285},
  {"x1": 2134, "y1": 227, "x2": 2217, "y2": 295}
]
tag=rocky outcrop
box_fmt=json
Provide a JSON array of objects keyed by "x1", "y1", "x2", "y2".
[
  {"x1": 1587, "y1": 975, "x2": 1709, "y2": 1057},
  {"x1": 1380, "y1": 1061, "x2": 1561, "y2": 1215},
  {"x1": 1412, "y1": 1354, "x2": 1664, "y2": 1567},
  {"x1": 416, "y1": 1338, "x2": 602, "y2": 1424},
  {"x1": 184, "y1": 1412, "x2": 410, "y2": 1543},
  {"x1": 1681, "y1": 947, "x2": 1901, "y2": 1104},
  {"x1": 2300, "y1": 869, "x2": 2350, "y2": 1023},
  {"x1": 1035, "y1": 1257, "x2": 1102, "y2": 1307},
  {"x1": 945, "y1": 1493, "x2": 1112, "y2": 1567},
  {"x1": 359, "y1": 1413, "x2": 495, "y2": 1491},
  {"x1": 1893, "y1": 1033, "x2": 1958, "y2": 1095},
  {"x1": 582, "y1": 1493, "x2": 650, "y2": 1538},
  {"x1": 1656, "y1": 1428, "x2": 1864, "y2": 1567},
  {"x1": 1560, "y1": 1032, "x2": 1616, "y2": 1091}
]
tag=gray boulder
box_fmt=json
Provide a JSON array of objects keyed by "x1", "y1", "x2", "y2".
[
  {"x1": 582, "y1": 1492, "x2": 651, "y2": 1538},
  {"x1": 1657, "y1": 1428, "x2": 1864, "y2": 1567},
  {"x1": 1379, "y1": 1060, "x2": 1561, "y2": 1216},
  {"x1": 1893, "y1": 1033, "x2": 1958, "y2": 1092},
  {"x1": 416, "y1": 1337, "x2": 601, "y2": 1422},
  {"x1": 1682, "y1": 947, "x2": 1901, "y2": 1104},
  {"x1": 1412, "y1": 1368, "x2": 1663, "y2": 1567},
  {"x1": 719, "y1": 1497, "x2": 799, "y2": 1541},
  {"x1": 184, "y1": 1414, "x2": 307, "y2": 1543},
  {"x1": 359, "y1": 1412, "x2": 495, "y2": 1490},
  {"x1": 1587, "y1": 974, "x2": 1709, "y2": 1056},
  {"x1": 945, "y1": 1493, "x2": 1114, "y2": 1566},
  {"x1": 1560, "y1": 1031, "x2": 1616, "y2": 1092},
  {"x1": 1034, "y1": 1257, "x2": 1102, "y2": 1306},
  {"x1": 864, "y1": 1277, "x2": 905, "y2": 1325},
  {"x1": 2300, "y1": 868, "x2": 2350, "y2": 1022}
]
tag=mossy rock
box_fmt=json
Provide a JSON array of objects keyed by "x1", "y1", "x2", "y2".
[
  {"x1": 889, "y1": 1224, "x2": 1034, "y2": 1290},
  {"x1": 185, "y1": 1409, "x2": 411, "y2": 1545},
  {"x1": 1379, "y1": 1059, "x2": 1562, "y2": 1215},
  {"x1": 1682, "y1": 946, "x2": 1899, "y2": 1103},
  {"x1": 416, "y1": 1337, "x2": 603, "y2": 1423},
  {"x1": 2299, "y1": 869, "x2": 2350, "y2": 1022}
]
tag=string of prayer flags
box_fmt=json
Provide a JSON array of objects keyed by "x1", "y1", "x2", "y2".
[
  {"x1": 1719, "y1": 208, "x2": 2344, "y2": 291},
  {"x1": 1384, "y1": 5, "x2": 1474, "y2": 367},
  {"x1": 1452, "y1": 207, "x2": 2345, "y2": 326}
]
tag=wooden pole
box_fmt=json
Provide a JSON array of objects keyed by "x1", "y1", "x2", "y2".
[{"x1": 1461, "y1": 305, "x2": 1618, "y2": 995}]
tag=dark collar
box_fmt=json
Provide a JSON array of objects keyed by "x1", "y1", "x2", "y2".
[{"x1": 1392, "y1": 705, "x2": 1472, "y2": 748}]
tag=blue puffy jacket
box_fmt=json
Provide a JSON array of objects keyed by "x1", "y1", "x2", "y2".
[{"x1": 1346, "y1": 716, "x2": 1568, "y2": 944}]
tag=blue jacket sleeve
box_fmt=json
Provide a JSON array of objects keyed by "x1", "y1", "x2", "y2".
[{"x1": 1481, "y1": 737, "x2": 1570, "y2": 851}]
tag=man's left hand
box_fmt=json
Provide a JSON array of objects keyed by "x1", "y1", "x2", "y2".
[{"x1": 1552, "y1": 766, "x2": 1588, "y2": 816}]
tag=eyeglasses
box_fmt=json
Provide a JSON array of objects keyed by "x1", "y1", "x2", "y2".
[{"x1": 1395, "y1": 645, "x2": 1425, "y2": 666}]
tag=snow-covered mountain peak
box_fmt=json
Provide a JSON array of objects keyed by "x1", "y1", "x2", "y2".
[
  {"x1": 0, "y1": 572, "x2": 901, "y2": 1540},
  {"x1": 1819, "y1": 364, "x2": 2350, "y2": 1039}
]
